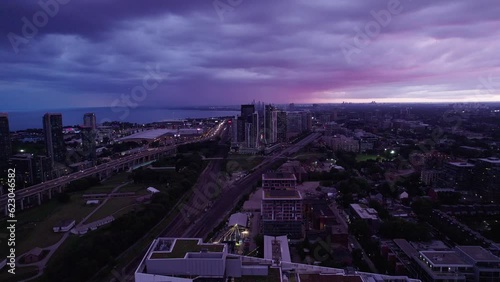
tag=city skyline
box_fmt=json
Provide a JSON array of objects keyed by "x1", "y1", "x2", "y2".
[
  {"x1": 1, "y1": 1, "x2": 500, "y2": 281},
  {"x1": 1, "y1": 0, "x2": 500, "y2": 112}
]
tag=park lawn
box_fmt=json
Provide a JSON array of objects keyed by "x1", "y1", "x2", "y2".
[
  {"x1": 15, "y1": 199, "x2": 94, "y2": 257},
  {"x1": 0, "y1": 200, "x2": 61, "y2": 258},
  {"x1": 84, "y1": 198, "x2": 137, "y2": 224},
  {"x1": 43, "y1": 234, "x2": 79, "y2": 268},
  {"x1": 84, "y1": 173, "x2": 131, "y2": 194},
  {"x1": 102, "y1": 172, "x2": 131, "y2": 185},
  {"x1": 117, "y1": 182, "x2": 149, "y2": 193},
  {"x1": 110, "y1": 204, "x2": 139, "y2": 220},
  {"x1": 0, "y1": 265, "x2": 38, "y2": 281}
]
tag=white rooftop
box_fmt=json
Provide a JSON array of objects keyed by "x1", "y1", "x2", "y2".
[
  {"x1": 228, "y1": 212, "x2": 248, "y2": 228},
  {"x1": 350, "y1": 204, "x2": 379, "y2": 220},
  {"x1": 119, "y1": 129, "x2": 177, "y2": 141}
]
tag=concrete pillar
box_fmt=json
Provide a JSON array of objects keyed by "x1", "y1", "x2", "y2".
[
  {"x1": 48, "y1": 189, "x2": 52, "y2": 200},
  {"x1": 20, "y1": 198, "x2": 24, "y2": 210},
  {"x1": 37, "y1": 193, "x2": 41, "y2": 205},
  {"x1": 4, "y1": 205, "x2": 8, "y2": 216}
]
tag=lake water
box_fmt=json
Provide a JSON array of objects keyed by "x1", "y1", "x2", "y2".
[{"x1": 4, "y1": 107, "x2": 240, "y2": 130}]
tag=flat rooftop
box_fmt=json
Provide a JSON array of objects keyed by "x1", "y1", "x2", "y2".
[
  {"x1": 229, "y1": 212, "x2": 248, "y2": 228},
  {"x1": 420, "y1": 251, "x2": 471, "y2": 266},
  {"x1": 149, "y1": 238, "x2": 225, "y2": 259},
  {"x1": 263, "y1": 190, "x2": 302, "y2": 200},
  {"x1": 119, "y1": 129, "x2": 177, "y2": 141},
  {"x1": 394, "y1": 239, "x2": 419, "y2": 258},
  {"x1": 350, "y1": 204, "x2": 379, "y2": 220},
  {"x1": 262, "y1": 173, "x2": 297, "y2": 180},
  {"x1": 311, "y1": 203, "x2": 335, "y2": 217},
  {"x1": 456, "y1": 246, "x2": 500, "y2": 262}
]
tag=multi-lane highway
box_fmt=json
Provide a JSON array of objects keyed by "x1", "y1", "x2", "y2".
[
  {"x1": 0, "y1": 147, "x2": 173, "y2": 210},
  {"x1": 0, "y1": 122, "x2": 227, "y2": 211}
]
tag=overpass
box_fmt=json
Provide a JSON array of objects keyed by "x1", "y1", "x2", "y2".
[
  {"x1": 1, "y1": 121, "x2": 228, "y2": 215},
  {"x1": 1, "y1": 146, "x2": 176, "y2": 215}
]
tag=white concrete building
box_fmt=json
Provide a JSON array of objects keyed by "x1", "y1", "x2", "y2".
[{"x1": 135, "y1": 237, "x2": 422, "y2": 282}]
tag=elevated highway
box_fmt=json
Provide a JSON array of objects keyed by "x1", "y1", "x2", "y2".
[{"x1": 1, "y1": 121, "x2": 227, "y2": 215}]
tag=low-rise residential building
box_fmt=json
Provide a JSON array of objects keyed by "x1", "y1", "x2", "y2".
[
  {"x1": 420, "y1": 170, "x2": 442, "y2": 186},
  {"x1": 304, "y1": 199, "x2": 348, "y2": 248},
  {"x1": 349, "y1": 203, "x2": 382, "y2": 232},
  {"x1": 437, "y1": 162, "x2": 475, "y2": 191}
]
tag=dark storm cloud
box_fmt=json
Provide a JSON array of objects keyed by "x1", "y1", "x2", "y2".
[{"x1": 0, "y1": 0, "x2": 499, "y2": 111}]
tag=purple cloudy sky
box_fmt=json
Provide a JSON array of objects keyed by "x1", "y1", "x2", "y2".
[{"x1": 1, "y1": 0, "x2": 499, "y2": 111}]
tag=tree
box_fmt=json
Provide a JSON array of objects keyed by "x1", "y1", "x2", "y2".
[
  {"x1": 349, "y1": 219, "x2": 371, "y2": 240},
  {"x1": 411, "y1": 198, "x2": 434, "y2": 218},
  {"x1": 55, "y1": 192, "x2": 70, "y2": 203},
  {"x1": 368, "y1": 200, "x2": 390, "y2": 220}
]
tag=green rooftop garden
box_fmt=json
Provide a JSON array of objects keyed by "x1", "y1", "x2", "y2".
[{"x1": 150, "y1": 239, "x2": 224, "y2": 259}]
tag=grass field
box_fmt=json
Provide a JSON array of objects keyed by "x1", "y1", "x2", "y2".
[
  {"x1": 84, "y1": 198, "x2": 137, "y2": 224},
  {"x1": 40, "y1": 235, "x2": 79, "y2": 277},
  {"x1": 118, "y1": 182, "x2": 150, "y2": 193},
  {"x1": 0, "y1": 198, "x2": 94, "y2": 258},
  {"x1": 85, "y1": 173, "x2": 131, "y2": 194},
  {"x1": 0, "y1": 172, "x2": 134, "y2": 259}
]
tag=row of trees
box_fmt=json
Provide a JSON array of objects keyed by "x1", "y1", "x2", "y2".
[
  {"x1": 43, "y1": 193, "x2": 171, "y2": 281},
  {"x1": 66, "y1": 176, "x2": 100, "y2": 193},
  {"x1": 177, "y1": 140, "x2": 225, "y2": 158},
  {"x1": 42, "y1": 154, "x2": 207, "y2": 282}
]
